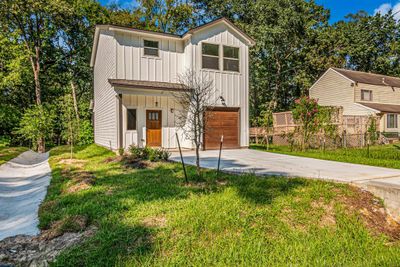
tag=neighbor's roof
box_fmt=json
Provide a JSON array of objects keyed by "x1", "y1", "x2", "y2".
[
  {"x1": 109, "y1": 79, "x2": 188, "y2": 92},
  {"x1": 332, "y1": 68, "x2": 400, "y2": 88},
  {"x1": 357, "y1": 102, "x2": 400, "y2": 113},
  {"x1": 90, "y1": 17, "x2": 255, "y2": 67}
]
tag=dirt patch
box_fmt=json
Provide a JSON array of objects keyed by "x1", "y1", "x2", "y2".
[
  {"x1": 340, "y1": 186, "x2": 400, "y2": 240},
  {"x1": 39, "y1": 200, "x2": 58, "y2": 215},
  {"x1": 0, "y1": 225, "x2": 96, "y2": 266},
  {"x1": 311, "y1": 200, "x2": 336, "y2": 227},
  {"x1": 123, "y1": 158, "x2": 149, "y2": 169},
  {"x1": 142, "y1": 216, "x2": 167, "y2": 228},
  {"x1": 103, "y1": 156, "x2": 124, "y2": 163},
  {"x1": 59, "y1": 159, "x2": 87, "y2": 169},
  {"x1": 63, "y1": 171, "x2": 96, "y2": 193},
  {"x1": 41, "y1": 215, "x2": 88, "y2": 240}
]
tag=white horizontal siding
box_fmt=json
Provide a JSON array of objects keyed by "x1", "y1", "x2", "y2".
[
  {"x1": 356, "y1": 83, "x2": 400, "y2": 105},
  {"x1": 309, "y1": 69, "x2": 376, "y2": 116}
]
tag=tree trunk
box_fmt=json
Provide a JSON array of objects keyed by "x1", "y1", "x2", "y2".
[
  {"x1": 195, "y1": 144, "x2": 201, "y2": 176},
  {"x1": 38, "y1": 137, "x2": 45, "y2": 153},
  {"x1": 33, "y1": 47, "x2": 41, "y2": 105},
  {"x1": 70, "y1": 80, "x2": 80, "y2": 121}
]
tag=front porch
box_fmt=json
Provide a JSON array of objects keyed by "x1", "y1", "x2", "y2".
[{"x1": 111, "y1": 79, "x2": 193, "y2": 150}]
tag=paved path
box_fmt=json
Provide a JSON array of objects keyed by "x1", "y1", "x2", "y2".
[
  {"x1": 0, "y1": 151, "x2": 51, "y2": 241},
  {"x1": 170, "y1": 149, "x2": 400, "y2": 184}
]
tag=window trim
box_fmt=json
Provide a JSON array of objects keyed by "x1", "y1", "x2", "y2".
[
  {"x1": 361, "y1": 89, "x2": 373, "y2": 101},
  {"x1": 126, "y1": 108, "x2": 137, "y2": 131},
  {"x1": 223, "y1": 45, "x2": 240, "y2": 72},
  {"x1": 143, "y1": 39, "x2": 160, "y2": 58},
  {"x1": 201, "y1": 42, "x2": 220, "y2": 70},
  {"x1": 387, "y1": 113, "x2": 398, "y2": 129}
]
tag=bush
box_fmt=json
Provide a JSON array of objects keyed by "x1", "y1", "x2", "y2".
[{"x1": 128, "y1": 145, "x2": 170, "y2": 161}]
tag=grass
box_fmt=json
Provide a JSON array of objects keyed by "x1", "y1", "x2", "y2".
[
  {"x1": 251, "y1": 143, "x2": 400, "y2": 169},
  {"x1": 0, "y1": 142, "x2": 28, "y2": 165},
  {"x1": 41, "y1": 144, "x2": 400, "y2": 266}
]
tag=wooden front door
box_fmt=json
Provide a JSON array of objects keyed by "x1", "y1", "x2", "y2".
[{"x1": 146, "y1": 110, "x2": 162, "y2": 147}]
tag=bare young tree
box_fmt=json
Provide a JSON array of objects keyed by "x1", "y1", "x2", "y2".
[{"x1": 174, "y1": 69, "x2": 215, "y2": 176}]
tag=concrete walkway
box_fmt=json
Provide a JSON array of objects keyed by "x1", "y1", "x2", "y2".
[
  {"x1": 0, "y1": 151, "x2": 51, "y2": 241},
  {"x1": 170, "y1": 149, "x2": 400, "y2": 220}
]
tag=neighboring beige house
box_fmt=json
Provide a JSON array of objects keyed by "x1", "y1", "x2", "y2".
[
  {"x1": 90, "y1": 18, "x2": 255, "y2": 150},
  {"x1": 310, "y1": 68, "x2": 400, "y2": 134}
]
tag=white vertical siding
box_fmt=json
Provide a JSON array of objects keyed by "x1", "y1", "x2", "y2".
[
  {"x1": 189, "y1": 24, "x2": 250, "y2": 147},
  {"x1": 121, "y1": 94, "x2": 191, "y2": 149},
  {"x1": 115, "y1": 32, "x2": 184, "y2": 83},
  {"x1": 94, "y1": 22, "x2": 251, "y2": 149},
  {"x1": 93, "y1": 30, "x2": 118, "y2": 149}
]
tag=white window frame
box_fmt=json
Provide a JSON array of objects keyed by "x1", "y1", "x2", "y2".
[
  {"x1": 201, "y1": 42, "x2": 220, "y2": 70},
  {"x1": 143, "y1": 39, "x2": 160, "y2": 58},
  {"x1": 223, "y1": 45, "x2": 240, "y2": 73},
  {"x1": 387, "y1": 113, "x2": 398, "y2": 129}
]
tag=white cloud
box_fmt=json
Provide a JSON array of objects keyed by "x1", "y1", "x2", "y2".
[{"x1": 374, "y1": 2, "x2": 400, "y2": 20}]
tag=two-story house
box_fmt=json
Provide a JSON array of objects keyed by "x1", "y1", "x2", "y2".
[
  {"x1": 90, "y1": 18, "x2": 255, "y2": 150},
  {"x1": 310, "y1": 68, "x2": 400, "y2": 134}
]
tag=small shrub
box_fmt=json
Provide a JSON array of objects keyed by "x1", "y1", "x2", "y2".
[
  {"x1": 149, "y1": 148, "x2": 171, "y2": 162},
  {"x1": 128, "y1": 145, "x2": 170, "y2": 162},
  {"x1": 118, "y1": 147, "x2": 125, "y2": 156}
]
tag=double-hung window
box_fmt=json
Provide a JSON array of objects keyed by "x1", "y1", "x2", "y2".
[
  {"x1": 127, "y1": 109, "x2": 137, "y2": 130},
  {"x1": 223, "y1": 46, "x2": 239, "y2": 72},
  {"x1": 202, "y1": 43, "x2": 219, "y2": 70},
  {"x1": 144, "y1": 40, "x2": 159, "y2": 57},
  {"x1": 387, "y1": 114, "x2": 398, "y2": 129},
  {"x1": 361, "y1": 89, "x2": 372, "y2": 101}
]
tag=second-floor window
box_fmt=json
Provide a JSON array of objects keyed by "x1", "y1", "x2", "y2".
[
  {"x1": 144, "y1": 40, "x2": 159, "y2": 57},
  {"x1": 202, "y1": 43, "x2": 219, "y2": 70},
  {"x1": 223, "y1": 46, "x2": 239, "y2": 72},
  {"x1": 387, "y1": 114, "x2": 398, "y2": 129},
  {"x1": 361, "y1": 89, "x2": 372, "y2": 101}
]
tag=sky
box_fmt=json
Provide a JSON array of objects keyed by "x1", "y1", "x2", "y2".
[{"x1": 100, "y1": 0, "x2": 400, "y2": 23}]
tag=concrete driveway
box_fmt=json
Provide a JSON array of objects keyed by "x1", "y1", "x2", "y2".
[
  {"x1": 170, "y1": 149, "x2": 400, "y2": 183},
  {"x1": 0, "y1": 151, "x2": 51, "y2": 241}
]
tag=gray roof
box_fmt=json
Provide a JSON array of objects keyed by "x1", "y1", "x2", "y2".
[
  {"x1": 358, "y1": 102, "x2": 400, "y2": 113},
  {"x1": 109, "y1": 79, "x2": 188, "y2": 92},
  {"x1": 332, "y1": 68, "x2": 400, "y2": 88}
]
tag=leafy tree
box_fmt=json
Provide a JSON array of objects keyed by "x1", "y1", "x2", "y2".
[
  {"x1": 174, "y1": 70, "x2": 215, "y2": 177},
  {"x1": 16, "y1": 105, "x2": 55, "y2": 152},
  {"x1": 60, "y1": 94, "x2": 79, "y2": 158}
]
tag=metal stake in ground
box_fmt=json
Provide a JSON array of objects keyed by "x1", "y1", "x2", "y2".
[
  {"x1": 217, "y1": 135, "x2": 224, "y2": 178},
  {"x1": 176, "y1": 133, "x2": 188, "y2": 183}
]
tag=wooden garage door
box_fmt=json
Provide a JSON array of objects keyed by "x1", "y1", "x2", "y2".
[{"x1": 204, "y1": 108, "x2": 239, "y2": 150}]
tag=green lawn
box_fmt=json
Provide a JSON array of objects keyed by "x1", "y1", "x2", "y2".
[
  {"x1": 251, "y1": 143, "x2": 400, "y2": 169},
  {"x1": 41, "y1": 144, "x2": 400, "y2": 266},
  {"x1": 0, "y1": 144, "x2": 28, "y2": 165}
]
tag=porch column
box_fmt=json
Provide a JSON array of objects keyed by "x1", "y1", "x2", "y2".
[{"x1": 117, "y1": 94, "x2": 123, "y2": 150}]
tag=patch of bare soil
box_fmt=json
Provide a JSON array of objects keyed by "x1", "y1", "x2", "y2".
[
  {"x1": 0, "y1": 225, "x2": 96, "y2": 266},
  {"x1": 41, "y1": 215, "x2": 88, "y2": 240},
  {"x1": 123, "y1": 158, "x2": 149, "y2": 169},
  {"x1": 63, "y1": 170, "x2": 96, "y2": 194},
  {"x1": 142, "y1": 216, "x2": 167, "y2": 228},
  {"x1": 103, "y1": 155, "x2": 124, "y2": 163},
  {"x1": 58, "y1": 158, "x2": 87, "y2": 169},
  {"x1": 340, "y1": 186, "x2": 400, "y2": 240},
  {"x1": 311, "y1": 200, "x2": 336, "y2": 228}
]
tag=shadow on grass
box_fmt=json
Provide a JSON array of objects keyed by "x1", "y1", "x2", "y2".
[{"x1": 42, "y1": 145, "x2": 308, "y2": 266}]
